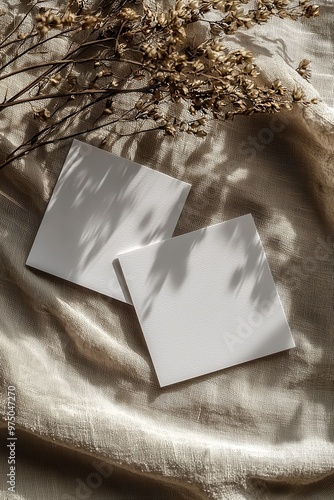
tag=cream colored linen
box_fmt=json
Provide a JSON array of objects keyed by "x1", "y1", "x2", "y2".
[{"x1": 0, "y1": 1, "x2": 333, "y2": 499}]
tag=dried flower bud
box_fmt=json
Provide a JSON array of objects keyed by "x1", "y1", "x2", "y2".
[
  {"x1": 292, "y1": 87, "x2": 304, "y2": 101},
  {"x1": 165, "y1": 124, "x2": 176, "y2": 136},
  {"x1": 188, "y1": 0, "x2": 200, "y2": 8},
  {"x1": 35, "y1": 10, "x2": 49, "y2": 23},
  {"x1": 305, "y1": 4, "x2": 319, "y2": 17},
  {"x1": 272, "y1": 79, "x2": 285, "y2": 94},
  {"x1": 67, "y1": 74, "x2": 78, "y2": 86},
  {"x1": 49, "y1": 15, "x2": 62, "y2": 27},
  {"x1": 297, "y1": 58, "x2": 311, "y2": 79},
  {"x1": 214, "y1": 0, "x2": 227, "y2": 12},
  {"x1": 33, "y1": 108, "x2": 50, "y2": 121},
  {"x1": 225, "y1": 111, "x2": 235, "y2": 120},
  {"x1": 36, "y1": 23, "x2": 49, "y2": 37},
  {"x1": 49, "y1": 74, "x2": 62, "y2": 86},
  {"x1": 206, "y1": 48, "x2": 216, "y2": 60},
  {"x1": 155, "y1": 72, "x2": 165, "y2": 82},
  {"x1": 119, "y1": 8, "x2": 139, "y2": 22},
  {"x1": 274, "y1": 0, "x2": 290, "y2": 7},
  {"x1": 80, "y1": 15, "x2": 98, "y2": 30},
  {"x1": 298, "y1": 58, "x2": 311, "y2": 69},
  {"x1": 62, "y1": 11, "x2": 76, "y2": 26},
  {"x1": 193, "y1": 60, "x2": 205, "y2": 72},
  {"x1": 157, "y1": 13, "x2": 167, "y2": 26}
]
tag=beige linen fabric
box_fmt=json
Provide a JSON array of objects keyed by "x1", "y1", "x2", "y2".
[{"x1": 0, "y1": 2, "x2": 334, "y2": 499}]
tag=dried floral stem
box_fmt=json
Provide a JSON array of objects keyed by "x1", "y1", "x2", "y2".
[
  {"x1": 6, "y1": 93, "x2": 111, "y2": 162},
  {"x1": 5, "y1": 35, "x2": 116, "y2": 104},
  {"x1": 0, "y1": 86, "x2": 151, "y2": 110},
  {"x1": 0, "y1": 1, "x2": 40, "y2": 48},
  {"x1": 0, "y1": 57, "x2": 114, "y2": 82},
  {"x1": 0, "y1": 109, "x2": 134, "y2": 170},
  {"x1": 0, "y1": 27, "x2": 77, "y2": 73},
  {"x1": 0, "y1": 188, "x2": 25, "y2": 209},
  {"x1": 0, "y1": 31, "x2": 38, "y2": 51},
  {"x1": 0, "y1": 0, "x2": 320, "y2": 169}
]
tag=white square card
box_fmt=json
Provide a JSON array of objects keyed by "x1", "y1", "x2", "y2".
[
  {"x1": 118, "y1": 214, "x2": 295, "y2": 386},
  {"x1": 26, "y1": 139, "x2": 191, "y2": 303}
]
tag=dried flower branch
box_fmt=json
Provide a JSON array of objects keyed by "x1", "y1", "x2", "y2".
[
  {"x1": 296, "y1": 58, "x2": 311, "y2": 80},
  {"x1": 0, "y1": 0, "x2": 320, "y2": 169}
]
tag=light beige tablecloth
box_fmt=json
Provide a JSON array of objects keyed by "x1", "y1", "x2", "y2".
[{"x1": 0, "y1": 1, "x2": 333, "y2": 499}]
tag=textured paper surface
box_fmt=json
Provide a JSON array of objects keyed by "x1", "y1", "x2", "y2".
[
  {"x1": 26, "y1": 139, "x2": 191, "y2": 303},
  {"x1": 119, "y1": 214, "x2": 295, "y2": 386}
]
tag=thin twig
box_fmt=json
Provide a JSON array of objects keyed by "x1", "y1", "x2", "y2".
[
  {"x1": 0, "y1": 0, "x2": 39, "y2": 48},
  {"x1": 0, "y1": 27, "x2": 78, "y2": 73},
  {"x1": 0, "y1": 86, "x2": 150, "y2": 109},
  {"x1": 5, "y1": 36, "x2": 116, "y2": 103},
  {"x1": 0, "y1": 31, "x2": 38, "y2": 51},
  {"x1": 5, "y1": 91, "x2": 115, "y2": 161},
  {"x1": 13, "y1": 25, "x2": 102, "y2": 99},
  {"x1": 0, "y1": 56, "x2": 116, "y2": 82},
  {"x1": 0, "y1": 189, "x2": 26, "y2": 209},
  {"x1": 0, "y1": 110, "x2": 135, "y2": 170},
  {"x1": 115, "y1": 20, "x2": 126, "y2": 53}
]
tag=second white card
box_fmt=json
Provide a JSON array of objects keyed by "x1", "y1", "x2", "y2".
[{"x1": 118, "y1": 214, "x2": 295, "y2": 386}]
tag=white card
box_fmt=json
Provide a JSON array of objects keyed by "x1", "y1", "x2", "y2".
[
  {"x1": 118, "y1": 214, "x2": 295, "y2": 386},
  {"x1": 26, "y1": 139, "x2": 191, "y2": 303}
]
